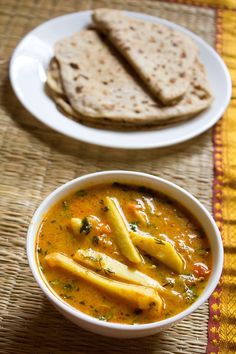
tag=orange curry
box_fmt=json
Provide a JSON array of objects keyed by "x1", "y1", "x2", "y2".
[{"x1": 36, "y1": 183, "x2": 211, "y2": 325}]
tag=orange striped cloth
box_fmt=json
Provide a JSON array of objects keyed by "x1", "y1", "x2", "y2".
[
  {"x1": 174, "y1": 0, "x2": 236, "y2": 352},
  {"x1": 188, "y1": 1, "x2": 236, "y2": 353}
]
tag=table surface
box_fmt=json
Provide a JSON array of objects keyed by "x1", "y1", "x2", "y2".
[{"x1": 0, "y1": 1, "x2": 235, "y2": 353}]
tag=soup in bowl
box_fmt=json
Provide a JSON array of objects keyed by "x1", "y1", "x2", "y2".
[{"x1": 27, "y1": 171, "x2": 223, "y2": 338}]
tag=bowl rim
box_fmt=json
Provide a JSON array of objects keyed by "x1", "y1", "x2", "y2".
[{"x1": 27, "y1": 170, "x2": 224, "y2": 332}]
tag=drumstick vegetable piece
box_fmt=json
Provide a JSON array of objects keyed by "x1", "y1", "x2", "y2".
[
  {"x1": 45, "y1": 253, "x2": 163, "y2": 311},
  {"x1": 74, "y1": 248, "x2": 162, "y2": 289},
  {"x1": 74, "y1": 249, "x2": 183, "y2": 301},
  {"x1": 71, "y1": 218, "x2": 82, "y2": 236},
  {"x1": 130, "y1": 231, "x2": 184, "y2": 274},
  {"x1": 104, "y1": 197, "x2": 141, "y2": 263}
]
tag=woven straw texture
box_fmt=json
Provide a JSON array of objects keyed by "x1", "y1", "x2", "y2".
[{"x1": 0, "y1": 1, "x2": 218, "y2": 353}]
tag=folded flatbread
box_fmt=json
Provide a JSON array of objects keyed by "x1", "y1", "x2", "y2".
[
  {"x1": 92, "y1": 9, "x2": 199, "y2": 104},
  {"x1": 46, "y1": 58, "x2": 78, "y2": 118},
  {"x1": 51, "y1": 29, "x2": 212, "y2": 128}
]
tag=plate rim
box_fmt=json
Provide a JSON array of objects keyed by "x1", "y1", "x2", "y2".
[{"x1": 9, "y1": 10, "x2": 232, "y2": 150}]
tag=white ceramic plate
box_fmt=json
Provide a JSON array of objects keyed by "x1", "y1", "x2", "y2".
[{"x1": 10, "y1": 11, "x2": 231, "y2": 149}]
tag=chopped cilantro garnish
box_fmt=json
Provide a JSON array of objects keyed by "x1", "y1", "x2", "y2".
[
  {"x1": 60, "y1": 294, "x2": 74, "y2": 300},
  {"x1": 62, "y1": 201, "x2": 69, "y2": 210},
  {"x1": 129, "y1": 222, "x2": 139, "y2": 232},
  {"x1": 92, "y1": 235, "x2": 99, "y2": 245},
  {"x1": 104, "y1": 268, "x2": 115, "y2": 275},
  {"x1": 155, "y1": 238, "x2": 165, "y2": 245},
  {"x1": 101, "y1": 206, "x2": 109, "y2": 212},
  {"x1": 98, "y1": 313, "x2": 113, "y2": 321},
  {"x1": 75, "y1": 189, "x2": 86, "y2": 197},
  {"x1": 80, "y1": 217, "x2": 92, "y2": 235},
  {"x1": 112, "y1": 182, "x2": 129, "y2": 191}
]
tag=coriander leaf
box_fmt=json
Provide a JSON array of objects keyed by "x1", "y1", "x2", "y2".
[
  {"x1": 98, "y1": 313, "x2": 113, "y2": 321},
  {"x1": 137, "y1": 186, "x2": 153, "y2": 195},
  {"x1": 112, "y1": 182, "x2": 129, "y2": 191},
  {"x1": 155, "y1": 238, "x2": 165, "y2": 245},
  {"x1": 101, "y1": 206, "x2": 109, "y2": 212},
  {"x1": 75, "y1": 189, "x2": 87, "y2": 197},
  {"x1": 162, "y1": 278, "x2": 175, "y2": 287},
  {"x1": 63, "y1": 283, "x2": 75, "y2": 291},
  {"x1": 62, "y1": 201, "x2": 69, "y2": 210},
  {"x1": 92, "y1": 235, "x2": 99, "y2": 245},
  {"x1": 60, "y1": 294, "x2": 74, "y2": 300},
  {"x1": 104, "y1": 268, "x2": 115, "y2": 275},
  {"x1": 134, "y1": 308, "x2": 143, "y2": 315},
  {"x1": 80, "y1": 217, "x2": 92, "y2": 235},
  {"x1": 49, "y1": 279, "x2": 61, "y2": 286},
  {"x1": 129, "y1": 222, "x2": 138, "y2": 232}
]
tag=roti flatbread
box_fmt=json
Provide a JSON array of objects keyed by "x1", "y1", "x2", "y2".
[
  {"x1": 46, "y1": 60, "x2": 195, "y2": 131},
  {"x1": 52, "y1": 29, "x2": 212, "y2": 127},
  {"x1": 46, "y1": 58, "x2": 78, "y2": 118},
  {"x1": 92, "y1": 9, "x2": 199, "y2": 104}
]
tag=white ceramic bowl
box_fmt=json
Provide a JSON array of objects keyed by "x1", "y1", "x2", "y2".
[{"x1": 27, "y1": 171, "x2": 223, "y2": 338}]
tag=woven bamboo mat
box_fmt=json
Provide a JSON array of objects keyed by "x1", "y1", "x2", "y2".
[{"x1": 0, "y1": 1, "x2": 218, "y2": 353}]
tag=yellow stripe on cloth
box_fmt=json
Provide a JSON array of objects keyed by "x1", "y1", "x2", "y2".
[
  {"x1": 214, "y1": 8, "x2": 236, "y2": 354},
  {"x1": 176, "y1": 0, "x2": 236, "y2": 10}
]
